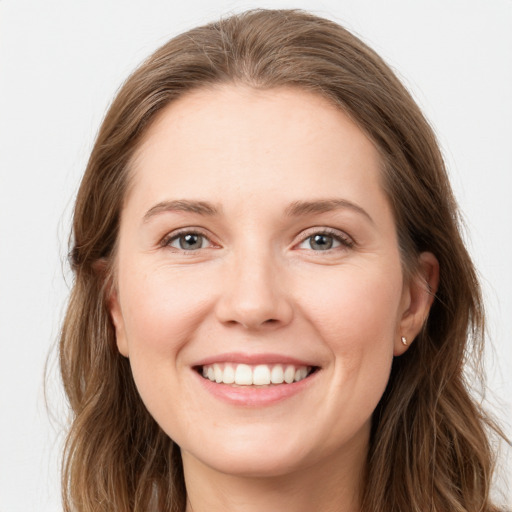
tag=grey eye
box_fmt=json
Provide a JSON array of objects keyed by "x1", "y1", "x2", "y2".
[
  {"x1": 309, "y1": 234, "x2": 334, "y2": 250},
  {"x1": 298, "y1": 233, "x2": 342, "y2": 251},
  {"x1": 169, "y1": 233, "x2": 207, "y2": 250}
]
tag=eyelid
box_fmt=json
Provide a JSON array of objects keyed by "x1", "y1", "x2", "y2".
[
  {"x1": 160, "y1": 227, "x2": 218, "y2": 250},
  {"x1": 158, "y1": 226, "x2": 354, "y2": 251},
  {"x1": 293, "y1": 226, "x2": 355, "y2": 250}
]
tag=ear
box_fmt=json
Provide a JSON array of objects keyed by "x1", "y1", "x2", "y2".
[
  {"x1": 94, "y1": 258, "x2": 129, "y2": 357},
  {"x1": 394, "y1": 251, "x2": 439, "y2": 356},
  {"x1": 108, "y1": 286, "x2": 129, "y2": 357}
]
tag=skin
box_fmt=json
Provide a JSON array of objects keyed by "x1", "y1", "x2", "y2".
[{"x1": 109, "y1": 85, "x2": 438, "y2": 512}]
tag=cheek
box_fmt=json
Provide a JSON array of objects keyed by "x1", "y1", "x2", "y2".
[
  {"x1": 297, "y1": 262, "x2": 403, "y2": 403},
  {"x1": 116, "y1": 264, "x2": 220, "y2": 432},
  {"x1": 119, "y1": 264, "x2": 216, "y2": 356},
  {"x1": 300, "y1": 262, "x2": 404, "y2": 349}
]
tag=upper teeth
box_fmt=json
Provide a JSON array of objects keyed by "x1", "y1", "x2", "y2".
[{"x1": 201, "y1": 363, "x2": 311, "y2": 386}]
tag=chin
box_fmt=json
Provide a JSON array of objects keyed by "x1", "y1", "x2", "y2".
[
  {"x1": 180, "y1": 427, "x2": 316, "y2": 478},
  {"x1": 193, "y1": 449, "x2": 308, "y2": 479}
]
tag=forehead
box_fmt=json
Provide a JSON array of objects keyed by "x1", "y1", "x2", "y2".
[{"x1": 127, "y1": 85, "x2": 388, "y2": 219}]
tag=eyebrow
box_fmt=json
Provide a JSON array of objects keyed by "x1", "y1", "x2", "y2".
[
  {"x1": 284, "y1": 199, "x2": 374, "y2": 223},
  {"x1": 142, "y1": 198, "x2": 373, "y2": 224},
  {"x1": 143, "y1": 200, "x2": 220, "y2": 222}
]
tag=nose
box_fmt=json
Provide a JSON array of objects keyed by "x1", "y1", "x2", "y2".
[{"x1": 214, "y1": 250, "x2": 294, "y2": 330}]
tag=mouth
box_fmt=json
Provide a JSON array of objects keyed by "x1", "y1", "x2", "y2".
[{"x1": 194, "y1": 363, "x2": 320, "y2": 387}]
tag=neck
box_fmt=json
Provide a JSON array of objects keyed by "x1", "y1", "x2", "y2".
[{"x1": 182, "y1": 443, "x2": 366, "y2": 512}]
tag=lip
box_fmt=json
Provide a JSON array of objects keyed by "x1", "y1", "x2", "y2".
[
  {"x1": 192, "y1": 352, "x2": 317, "y2": 367},
  {"x1": 191, "y1": 353, "x2": 320, "y2": 407}
]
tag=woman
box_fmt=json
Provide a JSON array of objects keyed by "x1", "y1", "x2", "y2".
[{"x1": 60, "y1": 9, "x2": 506, "y2": 512}]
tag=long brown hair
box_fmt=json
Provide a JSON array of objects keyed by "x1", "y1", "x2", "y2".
[{"x1": 60, "y1": 9, "x2": 505, "y2": 511}]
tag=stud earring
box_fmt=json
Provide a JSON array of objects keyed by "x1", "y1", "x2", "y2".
[{"x1": 401, "y1": 336, "x2": 408, "y2": 346}]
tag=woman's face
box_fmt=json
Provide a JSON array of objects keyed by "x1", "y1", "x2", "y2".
[{"x1": 110, "y1": 85, "x2": 434, "y2": 479}]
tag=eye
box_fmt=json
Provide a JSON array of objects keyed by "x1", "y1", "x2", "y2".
[
  {"x1": 296, "y1": 229, "x2": 353, "y2": 251},
  {"x1": 165, "y1": 231, "x2": 211, "y2": 251}
]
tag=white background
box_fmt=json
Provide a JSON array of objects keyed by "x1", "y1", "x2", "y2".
[{"x1": 0, "y1": 1, "x2": 511, "y2": 510}]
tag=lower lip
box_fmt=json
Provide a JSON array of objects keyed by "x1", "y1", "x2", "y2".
[{"x1": 193, "y1": 370, "x2": 319, "y2": 407}]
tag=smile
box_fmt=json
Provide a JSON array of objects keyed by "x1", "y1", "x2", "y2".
[{"x1": 198, "y1": 363, "x2": 317, "y2": 386}]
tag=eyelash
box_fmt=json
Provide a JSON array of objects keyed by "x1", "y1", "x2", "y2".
[
  {"x1": 160, "y1": 227, "x2": 355, "y2": 253},
  {"x1": 296, "y1": 227, "x2": 355, "y2": 251}
]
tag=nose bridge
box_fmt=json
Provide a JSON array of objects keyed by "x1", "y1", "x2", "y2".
[{"x1": 215, "y1": 238, "x2": 293, "y2": 329}]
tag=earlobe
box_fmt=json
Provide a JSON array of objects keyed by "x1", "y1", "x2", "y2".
[{"x1": 395, "y1": 251, "x2": 439, "y2": 356}]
